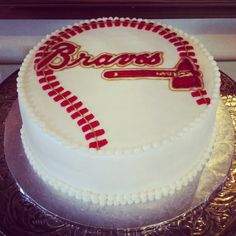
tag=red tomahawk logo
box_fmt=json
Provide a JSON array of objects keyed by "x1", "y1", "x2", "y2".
[
  {"x1": 102, "y1": 57, "x2": 210, "y2": 105},
  {"x1": 103, "y1": 57, "x2": 202, "y2": 90}
]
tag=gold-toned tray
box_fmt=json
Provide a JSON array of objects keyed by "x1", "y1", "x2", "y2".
[{"x1": 0, "y1": 70, "x2": 236, "y2": 236}]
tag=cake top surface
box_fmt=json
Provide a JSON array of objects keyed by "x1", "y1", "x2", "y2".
[{"x1": 18, "y1": 17, "x2": 220, "y2": 153}]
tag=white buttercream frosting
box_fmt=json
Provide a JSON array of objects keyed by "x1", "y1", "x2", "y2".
[{"x1": 17, "y1": 18, "x2": 221, "y2": 206}]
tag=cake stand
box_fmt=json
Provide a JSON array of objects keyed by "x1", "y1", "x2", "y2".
[{"x1": 0, "y1": 70, "x2": 236, "y2": 236}]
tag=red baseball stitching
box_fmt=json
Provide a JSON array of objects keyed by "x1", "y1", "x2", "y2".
[
  {"x1": 128, "y1": 19, "x2": 210, "y2": 105},
  {"x1": 36, "y1": 68, "x2": 108, "y2": 150},
  {"x1": 191, "y1": 90, "x2": 211, "y2": 105},
  {"x1": 34, "y1": 25, "x2": 108, "y2": 150},
  {"x1": 34, "y1": 18, "x2": 210, "y2": 150}
]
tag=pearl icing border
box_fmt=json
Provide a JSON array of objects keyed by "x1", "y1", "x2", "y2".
[{"x1": 17, "y1": 17, "x2": 221, "y2": 155}]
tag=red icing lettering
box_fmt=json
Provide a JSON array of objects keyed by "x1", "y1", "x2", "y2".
[
  {"x1": 36, "y1": 42, "x2": 77, "y2": 71},
  {"x1": 35, "y1": 41, "x2": 163, "y2": 71}
]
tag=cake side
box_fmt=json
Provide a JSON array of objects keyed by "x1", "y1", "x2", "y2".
[
  {"x1": 20, "y1": 101, "x2": 222, "y2": 206},
  {"x1": 20, "y1": 100, "x2": 234, "y2": 227},
  {"x1": 17, "y1": 17, "x2": 221, "y2": 206}
]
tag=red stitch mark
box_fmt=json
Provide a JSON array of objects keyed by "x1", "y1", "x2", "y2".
[
  {"x1": 61, "y1": 96, "x2": 78, "y2": 107},
  {"x1": 177, "y1": 46, "x2": 194, "y2": 51},
  {"x1": 50, "y1": 36, "x2": 63, "y2": 43},
  {"x1": 85, "y1": 129, "x2": 105, "y2": 140},
  {"x1": 152, "y1": 25, "x2": 163, "y2": 32},
  {"x1": 71, "y1": 108, "x2": 88, "y2": 119},
  {"x1": 137, "y1": 21, "x2": 146, "y2": 29},
  {"x1": 164, "y1": 32, "x2": 177, "y2": 39},
  {"x1": 190, "y1": 90, "x2": 210, "y2": 106},
  {"x1": 36, "y1": 71, "x2": 44, "y2": 76},
  {"x1": 174, "y1": 41, "x2": 189, "y2": 47},
  {"x1": 46, "y1": 69, "x2": 55, "y2": 74},
  {"x1": 53, "y1": 94, "x2": 64, "y2": 102},
  {"x1": 37, "y1": 69, "x2": 53, "y2": 76},
  {"x1": 36, "y1": 52, "x2": 50, "y2": 61},
  {"x1": 169, "y1": 37, "x2": 183, "y2": 43},
  {"x1": 39, "y1": 76, "x2": 56, "y2": 84},
  {"x1": 47, "y1": 41, "x2": 57, "y2": 47},
  {"x1": 169, "y1": 37, "x2": 178, "y2": 43},
  {"x1": 61, "y1": 91, "x2": 71, "y2": 97},
  {"x1": 53, "y1": 91, "x2": 71, "y2": 102},
  {"x1": 48, "y1": 87, "x2": 64, "y2": 96},
  {"x1": 82, "y1": 23, "x2": 90, "y2": 31},
  {"x1": 38, "y1": 46, "x2": 47, "y2": 51},
  {"x1": 122, "y1": 19, "x2": 130, "y2": 27},
  {"x1": 90, "y1": 21, "x2": 98, "y2": 29},
  {"x1": 130, "y1": 19, "x2": 138, "y2": 28},
  {"x1": 89, "y1": 139, "x2": 108, "y2": 149},
  {"x1": 77, "y1": 114, "x2": 94, "y2": 126},
  {"x1": 196, "y1": 97, "x2": 211, "y2": 105},
  {"x1": 59, "y1": 32, "x2": 70, "y2": 39},
  {"x1": 191, "y1": 90, "x2": 207, "y2": 97},
  {"x1": 114, "y1": 19, "x2": 121, "y2": 27},
  {"x1": 176, "y1": 37, "x2": 184, "y2": 41},
  {"x1": 106, "y1": 19, "x2": 113, "y2": 27},
  {"x1": 65, "y1": 28, "x2": 77, "y2": 36},
  {"x1": 72, "y1": 25, "x2": 83, "y2": 33},
  {"x1": 66, "y1": 101, "x2": 83, "y2": 113},
  {"x1": 82, "y1": 121, "x2": 100, "y2": 132},
  {"x1": 98, "y1": 20, "x2": 105, "y2": 28},
  {"x1": 180, "y1": 52, "x2": 195, "y2": 57},
  {"x1": 159, "y1": 28, "x2": 170, "y2": 35},
  {"x1": 42, "y1": 81, "x2": 60, "y2": 90},
  {"x1": 145, "y1": 22, "x2": 154, "y2": 31}
]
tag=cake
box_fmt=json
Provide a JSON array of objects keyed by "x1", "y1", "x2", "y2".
[{"x1": 17, "y1": 17, "x2": 221, "y2": 207}]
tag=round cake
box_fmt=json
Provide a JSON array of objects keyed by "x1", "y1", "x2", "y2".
[{"x1": 17, "y1": 17, "x2": 220, "y2": 206}]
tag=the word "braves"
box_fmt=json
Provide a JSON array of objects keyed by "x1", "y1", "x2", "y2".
[{"x1": 35, "y1": 41, "x2": 164, "y2": 71}]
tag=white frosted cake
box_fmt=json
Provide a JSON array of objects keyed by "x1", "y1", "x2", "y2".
[{"x1": 17, "y1": 17, "x2": 221, "y2": 206}]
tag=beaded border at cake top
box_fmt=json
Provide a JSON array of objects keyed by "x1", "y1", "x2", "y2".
[{"x1": 17, "y1": 17, "x2": 221, "y2": 153}]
